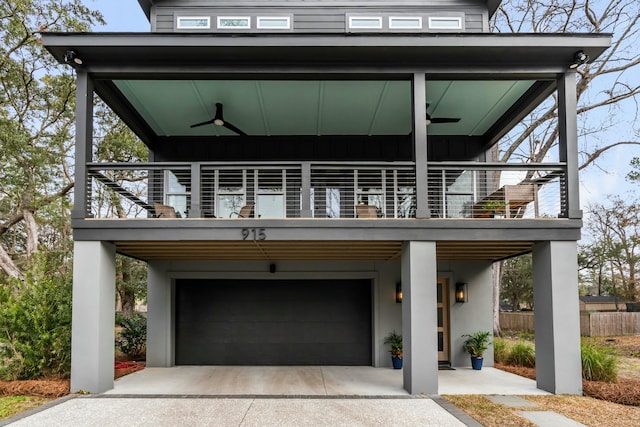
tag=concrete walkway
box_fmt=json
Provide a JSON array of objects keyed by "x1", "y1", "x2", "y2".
[{"x1": 3, "y1": 367, "x2": 553, "y2": 426}]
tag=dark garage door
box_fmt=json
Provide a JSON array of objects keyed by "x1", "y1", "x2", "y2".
[{"x1": 175, "y1": 279, "x2": 372, "y2": 365}]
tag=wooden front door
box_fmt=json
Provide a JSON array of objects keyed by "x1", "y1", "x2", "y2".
[{"x1": 437, "y1": 279, "x2": 450, "y2": 362}]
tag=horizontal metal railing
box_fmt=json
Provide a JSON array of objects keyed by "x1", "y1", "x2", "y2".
[
  {"x1": 85, "y1": 161, "x2": 566, "y2": 220},
  {"x1": 426, "y1": 162, "x2": 566, "y2": 219}
]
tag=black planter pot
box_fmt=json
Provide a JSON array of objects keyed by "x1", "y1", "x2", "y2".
[
  {"x1": 470, "y1": 356, "x2": 484, "y2": 370},
  {"x1": 391, "y1": 356, "x2": 403, "y2": 369}
]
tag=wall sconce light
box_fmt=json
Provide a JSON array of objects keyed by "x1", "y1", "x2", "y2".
[
  {"x1": 395, "y1": 282, "x2": 403, "y2": 303},
  {"x1": 569, "y1": 50, "x2": 589, "y2": 69},
  {"x1": 455, "y1": 282, "x2": 468, "y2": 303},
  {"x1": 63, "y1": 50, "x2": 83, "y2": 66}
]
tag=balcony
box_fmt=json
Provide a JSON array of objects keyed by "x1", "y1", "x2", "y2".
[{"x1": 84, "y1": 161, "x2": 567, "y2": 221}]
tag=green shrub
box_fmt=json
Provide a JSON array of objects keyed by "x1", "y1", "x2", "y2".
[
  {"x1": 493, "y1": 338, "x2": 509, "y2": 364},
  {"x1": 0, "y1": 254, "x2": 72, "y2": 380},
  {"x1": 115, "y1": 314, "x2": 147, "y2": 360},
  {"x1": 506, "y1": 341, "x2": 536, "y2": 367},
  {"x1": 581, "y1": 343, "x2": 617, "y2": 382}
]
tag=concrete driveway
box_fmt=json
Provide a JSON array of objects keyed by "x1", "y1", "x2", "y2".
[{"x1": 4, "y1": 366, "x2": 547, "y2": 426}]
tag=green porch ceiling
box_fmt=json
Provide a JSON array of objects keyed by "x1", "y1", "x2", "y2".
[{"x1": 113, "y1": 79, "x2": 536, "y2": 137}]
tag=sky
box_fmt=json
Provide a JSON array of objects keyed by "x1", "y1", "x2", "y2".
[{"x1": 81, "y1": 0, "x2": 639, "y2": 214}]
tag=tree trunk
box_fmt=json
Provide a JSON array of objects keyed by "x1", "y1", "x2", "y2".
[
  {"x1": 119, "y1": 288, "x2": 136, "y2": 318},
  {"x1": 493, "y1": 261, "x2": 503, "y2": 337},
  {"x1": 0, "y1": 245, "x2": 25, "y2": 281},
  {"x1": 23, "y1": 208, "x2": 38, "y2": 260}
]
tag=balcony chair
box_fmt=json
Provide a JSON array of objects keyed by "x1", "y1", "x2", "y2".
[
  {"x1": 356, "y1": 204, "x2": 378, "y2": 218},
  {"x1": 154, "y1": 203, "x2": 177, "y2": 218},
  {"x1": 231, "y1": 204, "x2": 255, "y2": 218}
]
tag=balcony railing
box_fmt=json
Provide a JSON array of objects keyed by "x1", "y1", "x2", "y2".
[{"x1": 85, "y1": 161, "x2": 566, "y2": 220}]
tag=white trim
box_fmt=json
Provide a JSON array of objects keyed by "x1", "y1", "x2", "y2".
[
  {"x1": 257, "y1": 16, "x2": 291, "y2": 30},
  {"x1": 176, "y1": 16, "x2": 211, "y2": 30},
  {"x1": 217, "y1": 16, "x2": 251, "y2": 30},
  {"x1": 428, "y1": 16, "x2": 463, "y2": 30},
  {"x1": 389, "y1": 16, "x2": 423, "y2": 30},
  {"x1": 348, "y1": 16, "x2": 383, "y2": 30}
]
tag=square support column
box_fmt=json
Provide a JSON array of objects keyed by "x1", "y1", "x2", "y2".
[
  {"x1": 558, "y1": 71, "x2": 582, "y2": 219},
  {"x1": 532, "y1": 241, "x2": 582, "y2": 394},
  {"x1": 146, "y1": 262, "x2": 173, "y2": 367},
  {"x1": 412, "y1": 73, "x2": 430, "y2": 218},
  {"x1": 401, "y1": 241, "x2": 438, "y2": 394},
  {"x1": 73, "y1": 72, "x2": 94, "y2": 219},
  {"x1": 70, "y1": 241, "x2": 116, "y2": 393}
]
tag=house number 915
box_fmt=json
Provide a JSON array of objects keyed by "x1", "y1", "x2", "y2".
[{"x1": 241, "y1": 228, "x2": 266, "y2": 240}]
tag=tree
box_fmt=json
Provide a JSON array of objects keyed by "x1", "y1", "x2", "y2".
[
  {"x1": 585, "y1": 196, "x2": 640, "y2": 301},
  {"x1": 0, "y1": 0, "x2": 103, "y2": 281},
  {"x1": 501, "y1": 254, "x2": 534, "y2": 311},
  {"x1": 578, "y1": 241, "x2": 611, "y2": 295},
  {"x1": 489, "y1": 0, "x2": 640, "y2": 332}
]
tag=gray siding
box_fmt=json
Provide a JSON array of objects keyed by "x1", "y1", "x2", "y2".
[{"x1": 150, "y1": 1, "x2": 488, "y2": 33}]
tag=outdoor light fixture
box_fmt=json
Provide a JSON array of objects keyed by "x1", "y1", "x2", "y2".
[
  {"x1": 569, "y1": 50, "x2": 589, "y2": 69},
  {"x1": 63, "y1": 50, "x2": 83, "y2": 65},
  {"x1": 455, "y1": 282, "x2": 468, "y2": 303},
  {"x1": 269, "y1": 263, "x2": 276, "y2": 274},
  {"x1": 395, "y1": 282, "x2": 403, "y2": 303}
]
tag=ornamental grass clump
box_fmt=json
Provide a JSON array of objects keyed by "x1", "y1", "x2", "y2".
[
  {"x1": 506, "y1": 341, "x2": 535, "y2": 368},
  {"x1": 493, "y1": 337, "x2": 509, "y2": 364},
  {"x1": 581, "y1": 342, "x2": 617, "y2": 383}
]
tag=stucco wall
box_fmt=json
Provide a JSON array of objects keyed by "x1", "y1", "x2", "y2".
[{"x1": 440, "y1": 260, "x2": 494, "y2": 367}]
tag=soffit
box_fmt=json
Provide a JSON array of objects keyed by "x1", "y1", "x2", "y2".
[{"x1": 113, "y1": 240, "x2": 533, "y2": 262}]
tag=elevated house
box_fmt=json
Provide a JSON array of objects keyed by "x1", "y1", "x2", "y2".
[{"x1": 43, "y1": 0, "x2": 610, "y2": 394}]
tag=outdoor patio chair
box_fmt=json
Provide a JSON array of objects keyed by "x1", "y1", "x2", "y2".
[
  {"x1": 154, "y1": 203, "x2": 177, "y2": 218},
  {"x1": 231, "y1": 204, "x2": 255, "y2": 218},
  {"x1": 356, "y1": 204, "x2": 378, "y2": 218}
]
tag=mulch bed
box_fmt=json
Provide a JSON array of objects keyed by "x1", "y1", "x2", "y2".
[
  {"x1": 495, "y1": 363, "x2": 640, "y2": 406},
  {"x1": 114, "y1": 361, "x2": 145, "y2": 379},
  {"x1": 0, "y1": 361, "x2": 146, "y2": 397},
  {"x1": 0, "y1": 379, "x2": 69, "y2": 398}
]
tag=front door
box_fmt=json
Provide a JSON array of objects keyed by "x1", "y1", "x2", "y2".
[{"x1": 437, "y1": 279, "x2": 450, "y2": 362}]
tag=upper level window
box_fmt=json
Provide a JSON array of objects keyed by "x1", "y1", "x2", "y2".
[
  {"x1": 176, "y1": 16, "x2": 210, "y2": 30},
  {"x1": 348, "y1": 16, "x2": 383, "y2": 30},
  {"x1": 257, "y1": 16, "x2": 291, "y2": 30},
  {"x1": 389, "y1": 17, "x2": 422, "y2": 30},
  {"x1": 428, "y1": 17, "x2": 463, "y2": 30},
  {"x1": 217, "y1": 16, "x2": 251, "y2": 30}
]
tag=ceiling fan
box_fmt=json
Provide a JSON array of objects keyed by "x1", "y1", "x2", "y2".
[
  {"x1": 190, "y1": 102, "x2": 247, "y2": 135},
  {"x1": 425, "y1": 103, "x2": 461, "y2": 126}
]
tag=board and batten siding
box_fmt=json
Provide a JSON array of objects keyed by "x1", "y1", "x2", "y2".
[{"x1": 151, "y1": 0, "x2": 487, "y2": 33}]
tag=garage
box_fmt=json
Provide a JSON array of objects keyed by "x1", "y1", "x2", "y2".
[{"x1": 175, "y1": 279, "x2": 372, "y2": 365}]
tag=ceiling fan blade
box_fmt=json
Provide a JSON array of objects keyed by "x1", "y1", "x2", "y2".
[
  {"x1": 190, "y1": 119, "x2": 216, "y2": 128},
  {"x1": 222, "y1": 121, "x2": 247, "y2": 136},
  {"x1": 431, "y1": 117, "x2": 461, "y2": 124}
]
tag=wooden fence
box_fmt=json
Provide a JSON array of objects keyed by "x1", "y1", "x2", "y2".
[
  {"x1": 500, "y1": 311, "x2": 640, "y2": 337},
  {"x1": 580, "y1": 312, "x2": 640, "y2": 337},
  {"x1": 500, "y1": 312, "x2": 535, "y2": 333}
]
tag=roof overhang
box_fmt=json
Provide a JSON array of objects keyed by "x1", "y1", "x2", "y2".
[
  {"x1": 42, "y1": 32, "x2": 610, "y2": 150},
  {"x1": 42, "y1": 32, "x2": 611, "y2": 73}
]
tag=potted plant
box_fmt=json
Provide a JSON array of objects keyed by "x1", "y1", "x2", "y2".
[
  {"x1": 483, "y1": 200, "x2": 507, "y2": 218},
  {"x1": 462, "y1": 331, "x2": 492, "y2": 370},
  {"x1": 384, "y1": 331, "x2": 403, "y2": 369}
]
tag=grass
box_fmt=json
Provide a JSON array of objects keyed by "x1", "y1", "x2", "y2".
[
  {"x1": 581, "y1": 342, "x2": 618, "y2": 382},
  {"x1": 506, "y1": 341, "x2": 536, "y2": 368},
  {"x1": 0, "y1": 396, "x2": 52, "y2": 421}
]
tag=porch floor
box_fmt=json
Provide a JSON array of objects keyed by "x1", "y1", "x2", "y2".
[{"x1": 105, "y1": 366, "x2": 550, "y2": 396}]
